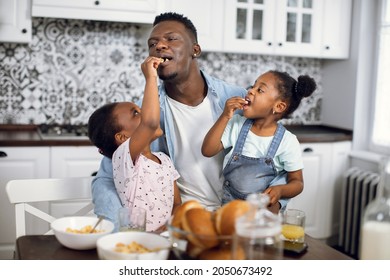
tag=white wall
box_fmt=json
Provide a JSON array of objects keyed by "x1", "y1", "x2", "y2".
[
  {"x1": 321, "y1": 0, "x2": 356, "y2": 130},
  {"x1": 323, "y1": 0, "x2": 382, "y2": 174},
  {"x1": 321, "y1": 0, "x2": 378, "y2": 135}
]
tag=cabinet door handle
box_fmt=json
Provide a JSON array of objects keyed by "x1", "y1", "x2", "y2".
[
  {"x1": 0, "y1": 151, "x2": 8, "y2": 157},
  {"x1": 303, "y1": 147, "x2": 313, "y2": 153}
]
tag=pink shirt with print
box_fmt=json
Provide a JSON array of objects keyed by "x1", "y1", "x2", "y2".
[{"x1": 113, "y1": 139, "x2": 180, "y2": 232}]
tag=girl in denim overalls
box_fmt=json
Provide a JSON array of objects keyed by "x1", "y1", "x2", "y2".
[{"x1": 202, "y1": 70, "x2": 317, "y2": 214}]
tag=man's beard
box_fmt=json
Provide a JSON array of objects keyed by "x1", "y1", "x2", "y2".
[{"x1": 158, "y1": 71, "x2": 178, "y2": 81}]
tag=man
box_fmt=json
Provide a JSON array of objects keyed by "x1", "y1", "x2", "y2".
[{"x1": 91, "y1": 12, "x2": 246, "y2": 228}]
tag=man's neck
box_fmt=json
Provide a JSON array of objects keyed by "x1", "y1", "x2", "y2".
[{"x1": 164, "y1": 70, "x2": 207, "y2": 106}]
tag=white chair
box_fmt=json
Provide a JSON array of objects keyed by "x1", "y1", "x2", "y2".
[{"x1": 6, "y1": 177, "x2": 95, "y2": 238}]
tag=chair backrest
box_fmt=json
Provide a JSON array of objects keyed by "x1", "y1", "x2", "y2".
[{"x1": 6, "y1": 177, "x2": 94, "y2": 238}]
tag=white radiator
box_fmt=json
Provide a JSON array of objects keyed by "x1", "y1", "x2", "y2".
[{"x1": 338, "y1": 167, "x2": 380, "y2": 259}]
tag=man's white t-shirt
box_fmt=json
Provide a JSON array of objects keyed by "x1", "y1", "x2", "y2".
[{"x1": 166, "y1": 95, "x2": 224, "y2": 208}]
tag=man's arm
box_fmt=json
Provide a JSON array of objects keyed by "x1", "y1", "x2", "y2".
[{"x1": 91, "y1": 156, "x2": 122, "y2": 231}]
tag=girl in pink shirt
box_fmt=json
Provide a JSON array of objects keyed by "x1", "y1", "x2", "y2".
[{"x1": 88, "y1": 56, "x2": 182, "y2": 232}]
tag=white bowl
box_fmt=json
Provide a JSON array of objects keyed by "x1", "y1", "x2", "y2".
[
  {"x1": 51, "y1": 216, "x2": 115, "y2": 250},
  {"x1": 97, "y1": 232, "x2": 171, "y2": 260}
]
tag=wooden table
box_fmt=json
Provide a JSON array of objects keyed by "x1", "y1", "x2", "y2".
[{"x1": 15, "y1": 234, "x2": 352, "y2": 260}]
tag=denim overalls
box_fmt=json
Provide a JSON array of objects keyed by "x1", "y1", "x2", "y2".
[{"x1": 222, "y1": 119, "x2": 287, "y2": 205}]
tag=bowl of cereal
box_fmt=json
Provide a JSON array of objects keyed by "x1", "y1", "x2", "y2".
[
  {"x1": 96, "y1": 232, "x2": 171, "y2": 260},
  {"x1": 51, "y1": 216, "x2": 115, "y2": 250}
]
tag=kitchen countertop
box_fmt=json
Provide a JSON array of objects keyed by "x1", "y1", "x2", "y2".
[
  {"x1": 0, "y1": 124, "x2": 93, "y2": 146},
  {"x1": 0, "y1": 124, "x2": 352, "y2": 147},
  {"x1": 16, "y1": 234, "x2": 353, "y2": 260},
  {"x1": 285, "y1": 124, "x2": 353, "y2": 143}
]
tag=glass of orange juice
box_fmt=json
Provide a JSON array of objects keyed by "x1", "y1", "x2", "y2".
[{"x1": 281, "y1": 209, "x2": 305, "y2": 243}]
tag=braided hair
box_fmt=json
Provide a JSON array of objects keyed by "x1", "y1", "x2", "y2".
[
  {"x1": 88, "y1": 102, "x2": 122, "y2": 159},
  {"x1": 269, "y1": 70, "x2": 317, "y2": 119}
]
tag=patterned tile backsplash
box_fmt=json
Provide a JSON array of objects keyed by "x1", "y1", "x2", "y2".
[{"x1": 0, "y1": 18, "x2": 322, "y2": 126}]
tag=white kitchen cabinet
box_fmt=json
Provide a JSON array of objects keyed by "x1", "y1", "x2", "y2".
[
  {"x1": 288, "y1": 143, "x2": 333, "y2": 239},
  {"x1": 0, "y1": 145, "x2": 102, "y2": 259},
  {"x1": 32, "y1": 0, "x2": 166, "y2": 24},
  {"x1": 164, "y1": 0, "x2": 224, "y2": 52},
  {"x1": 0, "y1": 0, "x2": 31, "y2": 43},
  {"x1": 50, "y1": 146, "x2": 103, "y2": 178},
  {"x1": 224, "y1": 0, "x2": 323, "y2": 57},
  {"x1": 49, "y1": 146, "x2": 103, "y2": 220},
  {"x1": 321, "y1": 0, "x2": 352, "y2": 59},
  {"x1": 223, "y1": 0, "x2": 351, "y2": 59},
  {"x1": 0, "y1": 147, "x2": 50, "y2": 259},
  {"x1": 287, "y1": 141, "x2": 351, "y2": 240},
  {"x1": 224, "y1": 0, "x2": 275, "y2": 55}
]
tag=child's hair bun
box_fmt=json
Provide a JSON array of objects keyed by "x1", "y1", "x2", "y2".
[{"x1": 296, "y1": 75, "x2": 317, "y2": 98}]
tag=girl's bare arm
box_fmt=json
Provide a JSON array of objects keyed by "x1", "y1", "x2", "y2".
[
  {"x1": 263, "y1": 169, "x2": 304, "y2": 208},
  {"x1": 202, "y1": 97, "x2": 247, "y2": 157},
  {"x1": 129, "y1": 56, "x2": 162, "y2": 160}
]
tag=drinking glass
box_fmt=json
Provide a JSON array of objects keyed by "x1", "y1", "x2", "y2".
[
  {"x1": 281, "y1": 209, "x2": 305, "y2": 243},
  {"x1": 232, "y1": 194, "x2": 283, "y2": 260},
  {"x1": 118, "y1": 207, "x2": 146, "y2": 232}
]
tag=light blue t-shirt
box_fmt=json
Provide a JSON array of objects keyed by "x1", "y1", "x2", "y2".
[{"x1": 221, "y1": 114, "x2": 304, "y2": 172}]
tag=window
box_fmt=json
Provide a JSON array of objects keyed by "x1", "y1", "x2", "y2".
[{"x1": 370, "y1": 0, "x2": 390, "y2": 154}]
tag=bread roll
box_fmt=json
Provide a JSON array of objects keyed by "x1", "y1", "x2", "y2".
[
  {"x1": 182, "y1": 208, "x2": 218, "y2": 249},
  {"x1": 171, "y1": 200, "x2": 202, "y2": 230},
  {"x1": 215, "y1": 200, "x2": 251, "y2": 236},
  {"x1": 185, "y1": 242, "x2": 205, "y2": 259}
]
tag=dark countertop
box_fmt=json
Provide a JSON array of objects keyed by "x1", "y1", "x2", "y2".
[
  {"x1": 0, "y1": 124, "x2": 94, "y2": 147},
  {"x1": 285, "y1": 124, "x2": 353, "y2": 143},
  {"x1": 0, "y1": 124, "x2": 352, "y2": 147}
]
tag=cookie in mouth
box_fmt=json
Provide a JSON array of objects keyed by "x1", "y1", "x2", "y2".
[{"x1": 160, "y1": 57, "x2": 172, "y2": 63}]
